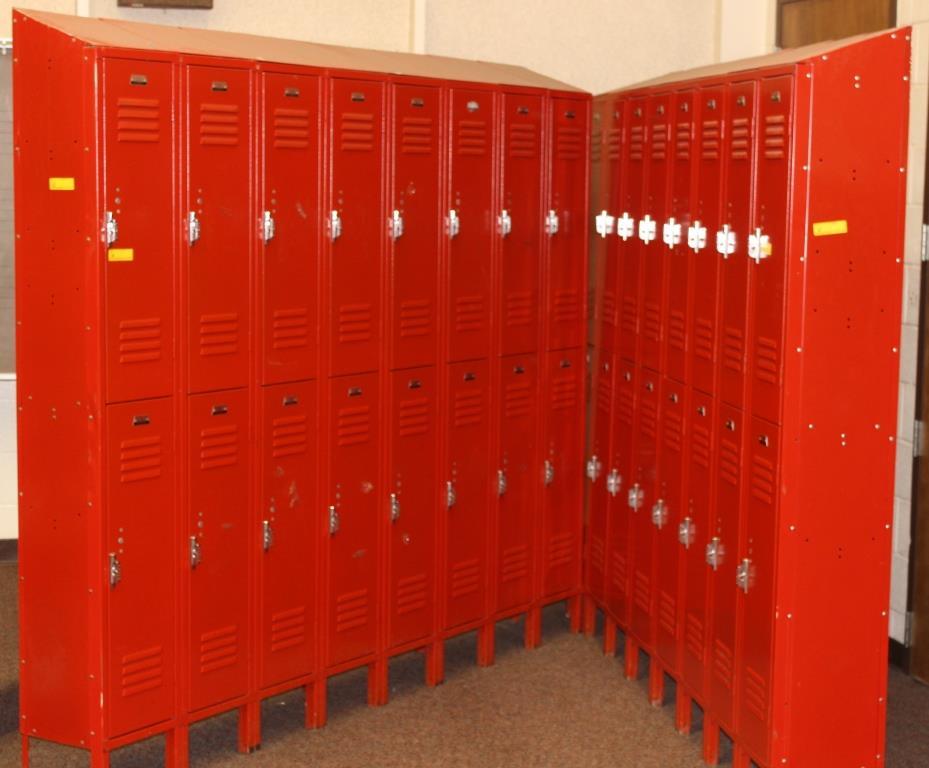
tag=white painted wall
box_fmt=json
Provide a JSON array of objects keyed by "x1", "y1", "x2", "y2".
[{"x1": 0, "y1": 375, "x2": 15, "y2": 539}]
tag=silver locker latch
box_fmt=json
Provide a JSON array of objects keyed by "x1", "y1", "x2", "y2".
[
  {"x1": 328, "y1": 505, "x2": 340, "y2": 535},
  {"x1": 705, "y1": 537, "x2": 724, "y2": 571},
  {"x1": 616, "y1": 211, "x2": 635, "y2": 241},
  {"x1": 108, "y1": 552, "x2": 121, "y2": 588},
  {"x1": 446, "y1": 209, "x2": 461, "y2": 238},
  {"x1": 662, "y1": 217, "x2": 682, "y2": 248},
  {"x1": 606, "y1": 469, "x2": 622, "y2": 497},
  {"x1": 715, "y1": 224, "x2": 736, "y2": 258},
  {"x1": 638, "y1": 214, "x2": 657, "y2": 244},
  {"x1": 595, "y1": 210, "x2": 615, "y2": 238},
  {"x1": 187, "y1": 211, "x2": 201, "y2": 245},
  {"x1": 544, "y1": 459, "x2": 555, "y2": 486},
  {"x1": 628, "y1": 483, "x2": 644, "y2": 511},
  {"x1": 262, "y1": 520, "x2": 274, "y2": 551},
  {"x1": 262, "y1": 210, "x2": 276, "y2": 243},
  {"x1": 497, "y1": 469, "x2": 507, "y2": 496},
  {"x1": 329, "y1": 210, "x2": 342, "y2": 241},
  {"x1": 105, "y1": 211, "x2": 119, "y2": 245},
  {"x1": 545, "y1": 209, "x2": 560, "y2": 236},
  {"x1": 446, "y1": 480, "x2": 457, "y2": 509},
  {"x1": 678, "y1": 517, "x2": 695, "y2": 548},
  {"x1": 651, "y1": 499, "x2": 668, "y2": 529},
  {"x1": 687, "y1": 220, "x2": 707, "y2": 252},
  {"x1": 390, "y1": 492, "x2": 401, "y2": 523},
  {"x1": 189, "y1": 536, "x2": 201, "y2": 568},
  {"x1": 389, "y1": 209, "x2": 404, "y2": 240},
  {"x1": 736, "y1": 558, "x2": 753, "y2": 593},
  {"x1": 498, "y1": 209, "x2": 513, "y2": 237},
  {"x1": 586, "y1": 455, "x2": 602, "y2": 482},
  {"x1": 747, "y1": 227, "x2": 771, "y2": 263}
]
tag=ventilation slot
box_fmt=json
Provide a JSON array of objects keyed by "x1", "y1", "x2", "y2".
[
  {"x1": 116, "y1": 97, "x2": 160, "y2": 143},
  {"x1": 273, "y1": 107, "x2": 311, "y2": 150},
  {"x1": 589, "y1": 536, "x2": 605, "y2": 574},
  {"x1": 398, "y1": 396, "x2": 429, "y2": 437},
  {"x1": 651, "y1": 123, "x2": 668, "y2": 160},
  {"x1": 719, "y1": 439, "x2": 740, "y2": 486},
  {"x1": 121, "y1": 645, "x2": 163, "y2": 698},
  {"x1": 501, "y1": 545, "x2": 530, "y2": 583},
  {"x1": 200, "y1": 103, "x2": 239, "y2": 147},
  {"x1": 505, "y1": 292, "x2": 533, "y2": 328},
  {"x1": 453, "y1": 390, "x2": 483, "y2": 428},
  {"x1": 755, "y1": 336, "x2": 780, "y2": 385},
  {"x1": 401, "y1": 116, "x2": 434, "y2": 155},
  {"x1": 744, "y1": 667, "x2": 769, "y2": 722},
  {"x1": 691, "y1": 424, "x2": 711, "y2": 469},
  {"x1": 118, "y1": 317, "x2": 162, "y2": 364},
  {"x1": 551, "y1": 377, "x2": 577, "y2": 410},
  {"x1": 701, "y1": 120, "x2": 720, "y2": 160},
  {"x1": 271, "y1": 414, "x2": 308, "y2": 459},
  {"x1": 335, "y1": 589, "x2": 369, "y2": 633},
  {"x1": 395, "y1": 574, "x2": 428, "y2": 616},
  {"x1": 663, "y1": 409, "x2": 683, "y2": 453},
  {"x1": 272, "y1": 308, "x2": 309, "y2": 351},
  {"x1": 675, "y1": 121, "x2": 691, "y2": 160},
  {"x1": 399, "y1": 300, "x2": 431, "y2": 338},
  {"x1": 764, "y1": 114, "x2": 787, "y2": 159},
  {"x1": 713, "y1": 639, "x2": 734, "y2": 690},
  {"x1": 457, "y1": 119, "x2": 488, "y2": 156},
  {"x1": 722, "y1": 326, "x2": 745, "y2": 373},
  {"x1": 634, "y1": 569, "x2": 650, "y2": 613},
  {"x1": 450, "y1": 559, "x2": 481, "y2": 599},
  {"x1": 454, "y1": 295, "x2": 484, "y2": 333},
  {"x1": 694, "y1": 317, "x2": 714, "y2": 362},
  {"x1": 200, "y1": 626, "x2": 238, "y2": 674},
  {"x1": 504, "y1": 380, "x2": 532, "y2": 418},
  {"x1": 556, "y1": 125, "x2": 582, "y2": 160},
  {"x1": 340, "y1": 111, "x2": 375, "y2": 152},
  {"x1": 199, "y1": 425, "x2": 238, "y2": 470},
  {"x1": 270, "y1": 607, "x2": 306, "y2": 653},
  {"x1": 668, "y1": 309, "x2": 686, "y2": 352},
  {"x1": 659, "y1": 591, "x2": 676, "y2": 637},
  {"x1": 639, "y1": 398, "x2": 658, "y2": 441},
  {"x1": 336, "y1": 405, "x2": 371, "y2": 447},
  {"x1": 199, "y1": 313, "x2": 239, "y2": 358},
  {"x1": 119, "y1": 436, "x2": 162, "y2": 483},
  {"x1": 606, "y1": 127, "x2": 621, "y2": 160},
  {"x1": 629, "y1": 125, "x2": 645, "y2": 161},
  {"x1": 547, "y1": 532, "x2": 574, "y2": 570},
  {"x1": 553, "y1": 291, "x2": 580, "y2": 327},
  {"x1": 337, "y1": 303, "x2": 373, "y2": 343},
  {"x1": 751, "y1": 454, "x2": 776, "y2": 505},
  {"x1": 730, "y1": 116, "x2": 751, "y2": 160},
  {"x1": 509, "y1": 122, "x2": 538, "y2": 158}
]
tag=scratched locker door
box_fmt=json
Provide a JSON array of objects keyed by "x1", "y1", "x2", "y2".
[{"x1": 586, "y1": 354, "x2": 615, "y2": 607}]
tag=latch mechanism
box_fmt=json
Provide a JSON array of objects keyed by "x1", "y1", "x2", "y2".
[
  {"x1": 651, "y1": 499, "x2": 668, "y2": 529},
  {"x1": 616, "y1": 212, "x2": 635, "y2": 241},
  {"x1": 497, "y1": 469, "x2": 507, "y2": 496},
  {"x1": 390, "y1": 492, "x2": 401, "y2": 523},
  {"x1": 662, "y1": 217, "x2": 682, "y2": 248},
  {"x1": 705, "y1": 537, "x2": 724, "y2": 571},
  {"x1": 716, "y1": 224, "x2": 736, "y2": 258},
  {"x1": 544, "y1": 459, "x2": 555, "y2": 486},
  {"x1": 747, "y1": 227, "x2": 771, "y2": 263},
  {"x1": 187, "y1": 211, "x2": 201, "y2": 245},
  {"x1": 628, "y1": 483, "x2": 644, "y2": 511},
  {"x1": 262, "y1": 520, "x2": 274, "y2": 551},
  {"x1": 446, "y1": 209, "x2": 461, "y2": 238},
  {"x1": 108, "y1": 553, "x2": 121, "y2": 588},
  {"x1": 736, "y1": 558, "x2": 753, "y2": 593},
  {"x1": 606, "y1": 469, "x2": 622, "y2": 497},
  {"x1": 262, "y1": 210, "x2": 276, "y2": 243},
  {"x1": 586, "y1": 455, "x2": 602, "y2": 482},
  {"x1": 678, "y1": 517, "x2": 695, "y2": 548},
  {"x1": 389, "y1": 209, "x2": 404, "y2": 240},
  {"x1": 545, "y1": 209, "x2": 560, "y2": 236},
  {"x1": 105, "y1": 211, "x2": 119, "y2": 245},
  {"x1": 498, "y1": 209, "x2": 513, "y2": 237},
  {"x1": 328, "y1": 505, "x2": 340, "y2": 535},
  {"x1": 446, "y1": 480, "x2": 457, "y2": 509},
  {"x1": 329, "y1": 210, "x2": 342, "y2": 241},
  {"x1": 687, "y1": 220, "x2": 707, "y2": 252},
  {"x1": 638, "y1": 214, "x2": 657, "y2": 244},
  {"x1": 595, "y1": 210, "x2": 615, "y2": 238},
  {"x1": 189, "y1": 536, "x2": 201, "y2": 568}
]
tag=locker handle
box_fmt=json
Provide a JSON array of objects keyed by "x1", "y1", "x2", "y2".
[
  {"x1": 329, "y1": 210, "x2": 342, "y2": 241},
  {"x1": 390, "y1": 493, "x2": 401, "y2": 523},
  {"x1": 628, "y1": 483, "x2": 644, "y2": 510},
  {"x1": 328, "y1": 505, "x2": 340, "y2": 535},
  {"x1": 262, "y1": 210, "x2": 276, "y2": 243},
  {"x1": 132, "y1": 415, "x2": 150, "y2": 426},
  {"x1": 678, "y1": 517, "x2": 695, "y2": 548},
  {"x1": 747, "y1": 227, "x2": 772, "y2": 264},
  {"x1": 108, "y1": 553, "x2": 121, "y2": 588},
  {"x1": 446, "y1": 481, "x2": 457, "y2": 509},
  {"x1": 497, "y1": 469, "x2": 507, "y2": 496},
  {"x1": 545, "y1": 209, "x2": 560, "y2": 236},
  {"x1": 389, "y1": 209, "x2": 404, "y2": 240},
  {"x1": 606, "y1": 469, "x2": 622, "y2": 497},
  {"x1": 662, "y1": 217, "x2": 682, "y2": 248},
  {"x1": 188, "y1": 211, "x2": 201, "y2": 245},
  {"x1": 687, "y1": 220, "x2": 708, "y2": 252},
  {"x1": 736, "y1": 558, "x2": 753, "y2": 593},
  {"x1": 715, "y1": 225, "x2": 736, "y2": 258},
  {"x1": 189, "y1": 536, "x2": 201, "y2": 568},
  {"x1": 105, "y1": 211, "x2": 119, "y2": 245},
  {"x1": 586, "y1": 455, "x2": 602, "y2": 482},
  {"x1": 446, "y1": 209, "x2": 461, "y2": 238},
  {"x1": 497, "y1": 209, "x2": 513, "y2": 237},
  {"x1": 616, "y1": 211, "x2": 635, "y2": 241},
  {"x1": 595, "y1": 210, "x2": 615, "y2": 238},
  {"x1": 544, "y1": 460, "x2": 555, "y2": 486},
  {"x1": 262, "y1": 520, "x2": 274, "y2": 551},
  {"x1": 758, "y1": 434, "x2": 770, "y2": 447},
  {"x1": 725, "y1": 419, "x2": 736, "y2": 431},
  {"x1": 705, "y1": 537, "x2": 724, "y2": 571},
  {"x1": 637, "y1": 214, "x2": 657, "y2": 244},
  {"x1": 651, "y1": 499, "x2": 668, "y2": 529}
]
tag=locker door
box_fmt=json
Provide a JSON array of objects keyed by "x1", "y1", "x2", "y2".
[
  {"x1": 655, "y1": 377, "x2": 686, "y2": 671},
  {"x1": 445, "y1": 360, "x2": 491, "y2": 631},
  {"x1": 259, "y1": 72, "x2": 320, "y2": 385},
  {"x1": 586, "y1": 355, "x2": 615, "y2": 606},
  {"x1": 737, "y1": 417, "x2": 779, "y2": 763},
  {"x1": 618, "y1": 98, "x2": 647, "y2": 363},
  {"x1": 326, "y1": 373, "x2": 380, "y2": 666},
  {"x1": 680, "y1": 390, "x2": 715, "y2": 699},
  {"x1": 258, "y1": 381, "x2": 317, "y2": 690},
  {"x1": 541, "y1": 349, "x2": 584, "y2": 598},
  {"x1": 750, "y1": 76, "x2": 793, "y2": 424},
  {"x1": 105, "y1": 398, "x2": 175, "y2": 737},
  {"x1": 665, "y1": 90, "x2": 695, "y2": 383},
  {"x1": 329, "y1": 79, "x2": 384, "y2": 376},
  {"x1": 546, "y1": 97, "x2": 587, "y2": 351},
  {"x1": 496, "y1": 354, "x2": 539, "y2": 613},
  {"x1": 708, "y1": 403, "x2": 744, "y2": 729},
  {"x1": 500, "y1": 93, "x2": 543, "y2": 356},
  {"x1": 102, "y1": 58, "x2": 175, "y2": 404},
  {"x1": 598, "y1": 99, "x2": 624, "y2": 355},
  {"x1": 718, "y1": 81, "x2": 757, "y2": 409},
  {"x1": 188, "y1": 389, "x2": 249, "y2": 711},
  {"x1": 185, "y1": 66, "x2": 251, "y2": 394},
  {"x1": 640, "y1": 94, "x2": 671, "y2": 373},
  {"x1": 691, "y1": 86, "x2": 726, "y2": 396},
  {"x1": 387, "y1": 367, "x2": 438, "y2": 649},
  {"x1": 447, "y1": 88, "x2": 495, "y2": 363},
  {"x1": 390, "y1": 84, "x2": 441, "y2": 370}
]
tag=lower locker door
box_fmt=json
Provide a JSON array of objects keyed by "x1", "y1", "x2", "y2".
[
  {"x1": 586, "y1": 354, "x2": 615, "y2": 605},
  {"x1": 496, "y1": 354, "x2": 538, "y2": 613},
  {"x1": 444, "y1": 360, "x2": 491, "y2": 631},
  {"x1": 105, "y1": 398, "x2": 176, "y2": 738},
  {"x1": 258, "y1": 381, "x2": 317, "y2": 690},
  {"x1": 387, "y1": 367, "x2": 437, "y2": 649},
  {"x1": 188, "y1": 389, "x2": 250, "y2": 711},
  {"x1": 326, "y1": 373, "x2": 380, "y2": 667}
]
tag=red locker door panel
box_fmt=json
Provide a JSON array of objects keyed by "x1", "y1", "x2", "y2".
[
  {"x1": 496, "y1": 354, "x2": 538, "y2": 612},
  {"x1": 750, "y1": 76, "x2": 793, "y2": 424},
  {"x1": 260, "y1": 72, "x2": 320, "y2": 385},
  {"x1": 541, "y1": 349, "x2": 584, "y2": 598},
  {"x1": 598, "y1": 100, "x2": 623, "y2": 355},
  {"x1": 387, "y1": 367, "x2": 437, "y2": 649},
  {"x1": 718, "y1": 81, "x2": 757, "y2": 409},
  {"x1": 186, "y1": 66, "x2": 251, "y2": 394},
  {"x1": 326, "y1": 373, "x2": 380, "y2": 666},
  {"x1": 547, "y1": 98, "x2": 587, "y2": 351},
  {"x1": 329, "y1": 79, "x2": 384, "y2": 376},
  {"x1": 500, "y1": 94, "x2": 543, "y2": 356},
  {"x1": 105, "y1": 398, "x2": 175, "y2": 737},
  {"x1": 390, "y1": 85, "x2": 441, "y2": 370},
  {"x1": 258, "y1": 381, "x2": 317, "y2": 690},
  {"x1": 447, "y1": 89, "x2": 495, "y2": 363},
  {"x1": 445, "y1": 360, "x2": 491, "y2": 630},
  {"x1": 586, "y1": 355, "x2": 614, "y2": 606},
  {"x1": 618, "y1": 98, "x2": 647, "y2": 363},
  {"x1": 188, "y1": 388, "x2": 250, "y2": 711},
  {"x1": 606, "y1": 360, "x2": 636, "y2": 623}
]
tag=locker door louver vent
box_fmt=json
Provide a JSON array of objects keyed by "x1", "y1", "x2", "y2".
[
  {"x1": 663, "y1": 409, "x2": 683, "y2": 453},
  {"x1": 118, "y1": 318, "x2": 163, "y2": 365},
  {"x1": 591, "y1": 128, "x2": 603, "y2": 163},
  {"x1": 119, "y1": 435, "x2": 162, "y2": 483},
  {"x1": 453, "y1": 389, "x2": 483, "y2": 428},
  {"x1": 722, "y1": 326, "x2": 745, "y2": 374},
  {"x1": 271, "y1": 414, "x2": 308, "y2": 459},
  {"x1": 730, "y1": 117, "x2": 751, "y2": 160},
  {"x1": 651, "y1": 123, "x2": 668, "y2": 160},
  {"x1": 399, "y1": 299, "x2": 431, "y2": 338},
  {"x1": 501, "y1": 544, "x2": 530, "y2": 583},
  {"x1": 634, "y1": 570, "x2": 651, "y2": 613},
  {"x1": 337, "y1": 304, "x2": 374, "y2": 343},
  {"x1": 685, "y1": 613, "x2": 704, "y2": 661},
  {"x1": 200, "y1": 625, "x2": 239, "y2": 674},
  {"x1": 120, "y1": 645, "x2": 164, "y2": 697},
  {"x1": 556, "y1": 125, "x2": 582, "y2": 160},
  {"x1": 401, "y1": 116, "x2": 434, "y2": 155},
  {"x1": 659, "y1": 591, "x2": 676, "y2": 636},
  {"x1": 596, "y1": 375, "x2": 612, "y2": 416},
  {"x1": 336, "y1": 405, "x2": 371, "y2": 447},
  {"x1": 508, "y1": 121, "x2": 538, "y2": 158},
  {"x1": 503, "y1": 380, "x2": 532, "y2": 418},
  {"x1": 589, "y1": 535, "x2": 605, "y2": 574},
  {"x1": 551, "y1": 377, "x2": 576, "y2": 411},
  {"x1": 743, "y1": 667, "x2": 769, "y2": 721},
  {"x1": 713, "y1": 638, "x2": 734, "y2": 690},
  {"x1": 618, "y1": 388, "x2": 635, "y2": 428},
  {"x1": 398, "y1": 396, "x2": 429, "y2": 437},
  {"x1": 755, "y1": 337, "x2": 779, "y2": 385},
  {"x1": 505, "y1": 292, "x2": 533, "y2": 329},
  {"x1": 117, "y1": 97, "x2": 160, "y2": 143},
  {"x1": 611, "y1": 551, "x2": 627, "y2": 591},
  {"x1": 669, "y1": 309, "x2": 686, "y2": 353},
  {"x1": 701, "y1": 120, "x2": 720, "y2": 160},
  {"x1": 764, "y1": 114, "x2": 787, "y2": 160},
  {"x1": 335, "y1": 589, "x2": 369, "y2": 633},
  {"x1": 200, "y1": 103, "x2": 240, "y2": 147},
  {"x1": 719, "y1": 439, "x2": 740, "y2": 486},
  {"x1": 454, "y1": 295, "x2": 484, "y2": 334},
  {"x1": 340, "y1": 112, "x2": 375, "y2": 152},
  {"x1": 199, "y1": 425, "x2": 238, "y2": 470},
  {"x1": 691, "y1": 423, "x2": 711, "y2": 469},
  {"x1": 270, "y1": 606, "x2": 306, "y2": 652},
  {"x1": 199, "y1": 313, "x2": 239, "y2": 359},
  {"x1": 621, "y1": 295, "x2": 637, "y2": 336},
  {"x1": 601, "y1": 292, "x2": 617, "y2": 331},
  {"x1": 395, "y1": 573, "x2": 428, "y2": 615},
  {"x1": 629, "y1": 124, "x2": 644, "y2": 161},
  {"x1": 450, "y1": 559, "x2": 480, "y2": 598},
  {"x1": 639, "y1": 397, "x2": 658, "y2": 441},
  {"x1": 272, "y1": 308, "x2": 310, "y2": 351},
  {"x1": 457, "y1": 119, "x2": 488, "y2": 156},
  {"x1": 694, "y1": 318, "x2": 714, "y2": 363},
  {"x1": 675, "y1": 121, "x2": 691, "y2": 160},
  {"x1": 606, "y1": 128, "x2": 621, "y2": 160},
  {"x1": 273, "y1": 107, "x2": 311, "y2": 150},
  {"x1": 751, "y1": 455, "x2": 776, "y2": 505},
  {"x1": 547, "y1": 532, "x2": 575, "y2": 569},
  {"x1": 644, "y1": 300, "x2": 661, "y2": 342},
  {"x1": 553, "y1": 290, "x2": 580, "y2": 327}
]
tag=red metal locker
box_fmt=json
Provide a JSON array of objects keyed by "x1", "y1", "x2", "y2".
[
  {"x1": 541, "y1": 348, "x2": 584, "y2": 598},
  {"x1": 617, "y1": 97, "x2": 646, "y2": 363},
  {"x1": 389, "y1": 84, "x2": 441, "y2": 370},
  {"x1": 444, "y1": 360, "x2": 491, "y2": 631},
  {"x1": 718, "y1": 81, "x2": 757, "y2": 409},
  {"x1": 597, "y1": 99, "x2": 624, "y2": 355},
  {"x1": 585, "y1": 354, "x2": 614, "y2": 607},
  {"x1": 446, "y1": 88, "x2": 495, "y2": 363},
  {"x1": 259, "y1": 72, "x2": 320, "y2": 385},
  {"x1": 187, "y1": 388, "x2": 250, "y2": 711},
  {"x1": 258, "y1": 381, "x2": 317, "y2": 690},
  {"x1": 499, "y1": 93, "x2": 543, "y2": 356},
  {"x1": 546, "y1": 97, "x2": 588, "y2": 351},
  {"x1": 387, "y1": 367, "x2": 437, "y2": 649},
  {"x1": 326, "y1": 373, "x2": 380, "y2": 667},
  {"x1": 185, "y1": 65, "x2": 252, "y2": 394},
  {"x1": 496, "y1": 353, "x2": 539, "y2": 613},
  {"x1": 749, "y1": 75, "x2": 793, "y2": 424},
  {"x1": 101, "y1": 58, "x2": 175, "y2": 404},
  {"x1": 105, "y1": 398, "x2": 175, "y2": 737},
  {"x1": 328, "y1": 78, "x2": 384, "y2": 376}
]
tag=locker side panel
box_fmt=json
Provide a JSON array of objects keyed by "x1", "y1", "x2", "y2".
[
  {"x1": 606, "y1": 359, "x2": 636, "y2": 624},
  {"x1": 585, "y1": 355, "x2": 614, "y2": 606},
  {"x1": 618, "y1": 97, "x2": 647, "y2": 363}
]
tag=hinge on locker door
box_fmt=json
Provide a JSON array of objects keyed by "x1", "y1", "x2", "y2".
[
  {"x1": 628, "y1": 483, "x2": 644, "y2": 511},
  {"x1": 544, "y1": 459, "x2": 555, "y2": 486},
  {"x1": 595, "y1": 210, "x2": 615, "y2": 237},
  {"x1": 687, "y1": 220, "x2": 707, "y2": 252},
  {"x1": 108, "y1": 553, "x2": 121, "y2": 588},
  {"x1": 638, "y1": 215, "x2": 657, "y2": 244},
  {"x1": 651, "y1": 499, "x2": 668, "y2": 529},
  {"x1": 187, "y1": 211, "x2": 201, "y2": 245},
  {"x1": 747, "y1": 227, "x2": 771, "y2": 263},
  {"x1": 497, "y1": 469, "x2": 508, "y2": 496},
  {"x1": 328, "y1": 210, "x2": 342, "y2": 241},
  {"x1": 678, "y1": 517, "x2": 695, "y2": 548},
  {"x1": 616, "y1": 212, "x2": 635, "y2": 241},
  {"x1": 705, "y1": 537, "x2": 724, "y2": 571},
  {"x1": 328, "y1": 505, "x2": 340, "y2": 535},
  {"x1": 262, "y1": 520, "x2": 274, "y2": 551},
  {"x1": 586, "y1": 455, "x2": 602, "y2": 482},
  {"x1": 606, "y1": 469, "x2": 622, "y2": 497},
  {"x1": 262, "y1": 210, "x2": 276, "y2": 243},
  {"x1": 497, "y1": 209, "x2": 513, "y2": 237},
  {"x1": 389, "y1": 209, "x2": 404, "y2": 240},
  {"x1": 189, "y1": 536, "x2": 201, "y2": 568},
  {"x1": 544, "y1": 209, "x2": 560, "y2": 236},
  {"x1": 104, "y1": 211, "x2": 119, "y2": 245},
  {"x1": 446, "y1": 209, "x2": 461, "y2": 238},
  {"x1": 390, "y1": 493, "x2": 401, "y2": 523},
  {"x1": 715, "y1": 225, "x2": 736, "y2": 258},
  {"x1": 446, "y1": 480, "x2": 457, "y2": 509},
  {"x1": 736, "y1": 558, "x2": 753, "y2": 593},
  {"x1": 662, "y1": 218, "x2": 682, "y2": 248}
]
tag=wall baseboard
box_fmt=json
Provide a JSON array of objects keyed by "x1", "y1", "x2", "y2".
[{"x1": 0, "y1": 539, "x2": 16, "y2": 563}]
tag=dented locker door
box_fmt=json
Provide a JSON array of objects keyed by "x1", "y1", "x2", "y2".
[
  {"x1": 445, "y1": 360, "x2": 491, "y2": 631},
  {"x1": 326, "y1": 373, "x2": 380, "y2": 667},
  {"x1": 259, "y1": 72, "x2": 320, "y2": 385},
  {"x1": 105, "y1": 398, "x2": 175, "y2": 737},
  {"x1": 718, "y1": 81, "x2": 757, "y2": 409},
  {"x1": 586, "y1": 354, "x2": 615, "y2": 606},
  {"x1": 102, "y1": 58, "x2": 175, "y2": 404},
  {"x1": 447, "y1": 88, "x2": 495, "y2": 363},
  {"x1": 329, "y1": 79, "x2": 384, "y2": 376},
  {"x1": 541, "y1": 349, "x2": 584, "y2": 598},
  {"x1": 389, "y1": 84, "x2": 441, "y2": 370},
  {"x1": 750, "y1": 76, "x2": 793, "y2": 424},
  {"x1": 496, "y1": 354, "x2": 539, "y2": 613},
  {"x1": 387, "y1": 367, "x2": 437, "y2": 649},
  {"x1": 597, "y1": 99, "x2": 624, "y2": 355},
  {"x1": 185, "y1": 66, "x2": 252, "y2": 394},
  {"x1": 546, "y1": 97, "x2": 587, "y2": 351},
  {"x1": 187, "y1": 388, "x2": 250, "y2": 711},
  {"x1": 618, "y1": 98, "x2": 647, "y2": 363},
  {"x1": 258, "y1": 381, "x2": 317, "y2": 690},
  {"x1": 500, "y1": 93, "x2": 543, "y2": 356}
]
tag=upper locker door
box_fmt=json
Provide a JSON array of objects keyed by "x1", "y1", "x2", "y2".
[
  {"x1": 185, "y1": 65, "x2": 252, "y2": 394},
  {"x1": 259, "y1": 72, "x2": 320, "y2": 385},
  {"x1": 389, "y1": 84, "x2": 441, "y2": 370},
  {"x1": 447, "y1": 88, "x2": 495, "y2": 363},
  {"x1": 500, "y1": 93, "x2": 543, "y2": 356},
  {"x1": 586, "y1": 354, "x2": 615, "y2": 606},
  {"x1": 546, "y1": 97, "x2": 587, "y2": 351},
  {"x1": 750, "y1": 76, "x2": 793, "y2": 424},
  {"x1": 329, "y1": 79, "x2": 385, "y2": 376},
  {"x1": 618, "y1": 97, "x2": 647, "y2": 363},
  {"x1": 102, "y1": 58, "x2": 175, "y2": 404},
  {"x1": 105, "y1": 398, "x2": 175, "y2": 738},
  {"x1": 598, "y1": 99, "x2": 624, "y2": 355}
]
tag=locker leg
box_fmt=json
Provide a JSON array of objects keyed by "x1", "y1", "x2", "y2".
[
  {"x1": 675, "y1": 688, "x2": 692, "y2": 734},
  {"x1": 603, "y1": 618, "x2": 617, "y2": 656},
  {"x1": 733, "y1": 744, "x2": 751, "y2": 768},
  {"x1": 425, "y1": 640, "x2": 445, "y2": 687},
  {"x1": 582, "y1": 595, "x2": 596, "y2": 636},
  {"x1": 90, "y1": 745, "x2": 110, "y2": 768},
  {"x1": 649, "y1": 659, "x2": 664, "y2": 706},
  {"x1": 165, "y1": 725, "x2": 189, "y2": 768},
  {"x1": 237, "y1": 701, "x2": 261, "y2": 753},
  {"x1": 624, "y1": 637, "x2": 639, "y2": 680},
  {"x1": 702, "y1": 715, "x2": 720, "y2": 766},
  {"x1": 20, "y1": 734, "x2": 29, "y2": 768},
  {"x1": 306, "y1": 678, "x2": 327, "y2": 729},
  {"x1": 567, "y1": 595, "x2": 582, "y2": 633},
  {"x1": 477, "y1": 622, "x2": 495, "y2": 667},
  {"x1": 524, "y1": 607, "x2": 541, "y2": 650},
  {"x1": 367, "y1": 659, "x2": 388, "y2": 707}
]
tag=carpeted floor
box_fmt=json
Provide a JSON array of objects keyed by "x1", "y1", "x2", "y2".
[{"x1": 0, "y1": 558, "x2": 927, "y2": 767}]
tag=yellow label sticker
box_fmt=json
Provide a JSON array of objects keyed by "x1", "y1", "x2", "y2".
[
  {"x1": 48, "y1": 177, "x2": 75, "y2": 191},
  {"x1": 107, "y1": 248, "x2": 134, "y2": 262},
  {"x1": 812, "y1": 219, "x2": 848, "y2": 237}
]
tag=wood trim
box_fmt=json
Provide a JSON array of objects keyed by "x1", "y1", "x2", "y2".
[
  {"x1": 117, "y1": 0, "x2": 213, "y2": 8},
  {"x1": 776, "y1": 0, "x2": 896, "y2": 49}
]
